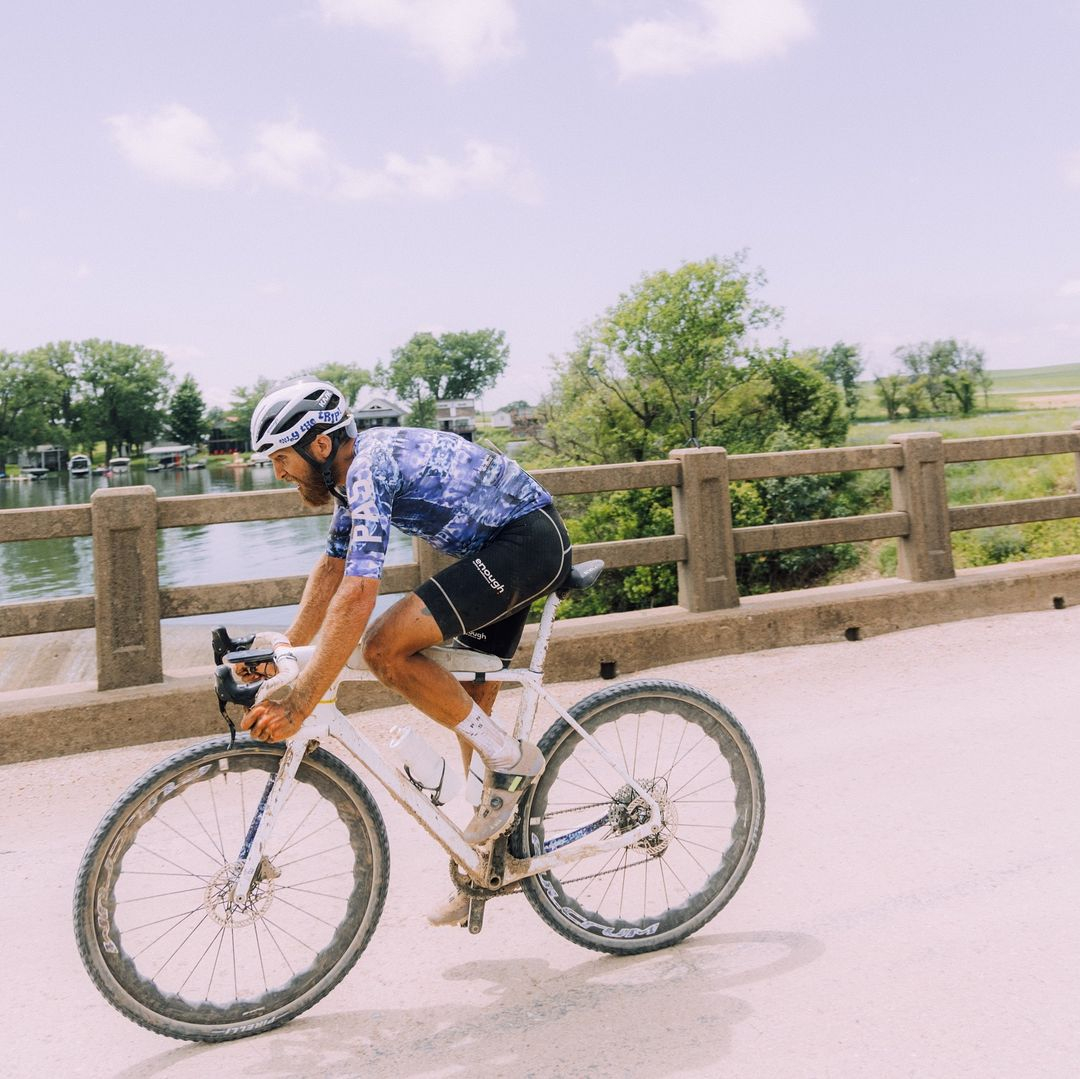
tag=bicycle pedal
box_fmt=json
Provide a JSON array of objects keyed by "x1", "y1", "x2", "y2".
[{"x1": 467, "y1": 896, "x2": 486, "y2": 934}]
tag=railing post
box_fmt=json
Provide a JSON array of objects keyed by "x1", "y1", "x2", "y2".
[
  {"x1": 91, "y1": 486, "x2": 162, "y2": 690},
  {"x1": 668, "y1": 447, "x2": 739, "y2": 611},
  {"x1": 1072, "y1": 421, "x2": 1080, "y2": 492},
  {"x1": 887, "y1": 432, "x2": 955, "y2": 582}
]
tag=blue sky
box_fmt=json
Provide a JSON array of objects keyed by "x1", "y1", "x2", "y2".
[{"x1": 4, "y1": 1, "x2": 1080, "y2": 410}]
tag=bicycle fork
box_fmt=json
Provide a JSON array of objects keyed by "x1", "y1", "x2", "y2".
[{"x1": 229, "y1": 740, "x2": 308, "y2": 902}]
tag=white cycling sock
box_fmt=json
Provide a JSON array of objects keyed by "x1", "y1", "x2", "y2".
[{"x1": 454, "y1": 705, "x2": 521, "y2": 771}]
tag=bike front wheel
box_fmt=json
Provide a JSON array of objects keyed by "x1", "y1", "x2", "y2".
[
  {"x1": 516, "y1": 680, "x2": 764, "y2": 955},
  {"x1": 73, "y1": 735, "x2": 389, "y2": 1041}
]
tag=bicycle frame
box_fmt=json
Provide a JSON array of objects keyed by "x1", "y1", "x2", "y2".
[{"x1": 231, "y1": 589, "x2": 663, "y2": 901}]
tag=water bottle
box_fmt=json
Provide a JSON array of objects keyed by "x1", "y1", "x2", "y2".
[{"x1": 388, "y1": 726, "x2": 462, "y2": 806}]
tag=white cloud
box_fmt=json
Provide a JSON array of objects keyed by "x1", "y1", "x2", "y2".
[
  {"x1": 336, "y1": 139, "x2": 539, "y2": 202},
  {"x1": 106, "y1": 104, "x2": 234, "y2": 187},
  {"x1": 108, "y1": 104, "x2": 536, "y2": 203},
  {"x1": 607, "y1": 0, "x2": 814, "y2": 78},
  {"x1": 320, "y1": 0, "x2": 519, "y2": 77},
  {"x1": 1057, "y1": 279, "x2": 1080, "y2": 297},
  {"x1": 248, "y1": 116, "x2": 332, "y2": 190}
]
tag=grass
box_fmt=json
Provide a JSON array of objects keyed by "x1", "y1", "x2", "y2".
[
  {"x1": 848, "y1": 406, "x2": 1080, "y2": 444},
  {"x1": 837, "y1": 387, "x2": 1080, "y2": 582},
  {"x1": 852, "y1": 360, "x2": 1080, "y2": 422}
]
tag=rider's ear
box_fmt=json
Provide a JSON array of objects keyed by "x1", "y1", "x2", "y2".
[{"x1": 310, "y1": 433, "x2": 333, "y2": 460}]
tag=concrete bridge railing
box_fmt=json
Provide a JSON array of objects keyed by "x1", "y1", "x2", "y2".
[
  {"x1": 4, "y1": 425, "x2": 1080, "y2": 693},
  {"x1": 4, "y1": 424, "x2": 1080, "y2": 762}
]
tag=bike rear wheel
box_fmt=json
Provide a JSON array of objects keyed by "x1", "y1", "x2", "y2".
[
  {"x1": 73, "y1": 735, "x2": 389, "y2": 1041},
  {"x1": 516, "y1": 680, "x2": 764, "y2": 955}
]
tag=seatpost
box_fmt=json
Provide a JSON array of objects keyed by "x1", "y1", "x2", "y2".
[{"x1": 529, "y1": 590, "x2": 562, "y2": 674}]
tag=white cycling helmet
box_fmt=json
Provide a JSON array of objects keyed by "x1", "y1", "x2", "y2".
[
  {"x1": 250, "y1": 378, "x2": 356, "y2": 455},
  {"x1": 250, "y1": 378, "x2": 357, "y2": 504}
]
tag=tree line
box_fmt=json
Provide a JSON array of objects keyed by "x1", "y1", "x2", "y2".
[
  {"x1": 0, "y1": 330, "x2": 509, "y2": 464},
  {"x1": 1, "y1": 253, "x2": 996, "y2": 607}
]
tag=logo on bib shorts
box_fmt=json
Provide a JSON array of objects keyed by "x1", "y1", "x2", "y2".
[{"x1": 473, "y1": 558, "x2": 505, "y2": 593}]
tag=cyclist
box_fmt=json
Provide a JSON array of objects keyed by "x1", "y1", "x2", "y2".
[{"x1": 239, "y1": 378, "x2": 571, "y2": 919}]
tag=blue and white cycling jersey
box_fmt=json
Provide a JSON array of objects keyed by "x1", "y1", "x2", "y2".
[{"x1": 326, "y1": 427, "x2": 552, "y2": 579}]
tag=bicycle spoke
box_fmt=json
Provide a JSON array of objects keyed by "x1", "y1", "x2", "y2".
[
  {"x1": 273, "y1": 894, "x2": 341, "y2": 931},
  {"x1": 115, "y1": 885, "x2": 208, "y2": 903},
  {"x1": 149, "y1": 910, "x2": 215, "y2": 981},
  {"x1": 126, "y1": 902, "x2": 207, "y2": 944},
  {"x1": 274, "y1": 842, "x2": 354, "y2": 870},
  {"x1": 180, "y1": 790, "x2": 227, "y2": 863},
  {"x1": 271, "y1": 796, "x2": 324, "y2": 858},
  {"x1": 252, "y1": 919, "x2": 269, "y2": 993},
  {"x1": 78, "y1": 742, "x2": 388, "y2": 1037},
  {"x1": 199, "y1": 924, "x2": 228, "y2": 1000},
  {"x1": 131, "y1": 841, "x2": 214, "y2": 883}
]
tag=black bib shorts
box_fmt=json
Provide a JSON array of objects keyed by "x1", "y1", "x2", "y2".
[{"x1": 415, "y1": 505, "x2": 571, "y2": 662}]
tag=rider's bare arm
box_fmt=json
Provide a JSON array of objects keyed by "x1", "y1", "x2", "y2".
[
  {"x1": 291, "y1": 575, "x2": 378, "y2": 711},
  {"x1": 285, "y1": 554, "x2": 347, "y2": 645},
  {"x1": 243, "y1": 575, "x2": 378, "y2": 741}
]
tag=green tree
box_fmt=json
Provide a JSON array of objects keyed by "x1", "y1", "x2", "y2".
[
  {"x1": 874, "y1": 374, "x2": 906, "y2": 420},
  {"x1": 817, "y1": 342, "x2": 864, "y2": 416},
  {"x1": 752, "y1": 351, "x2": 848, "y2": 446},
  {"x1": 227, "y1": 377, "x2": 276, "y2": 446},
  {"x1": 22, "y1": 341, "x2": 82, "y2": 446},
  {"x1": 534, "y1": 255, "x2": 782, "y2": 464},
  {"x1": 377, "y1": 329, "x2": 510, "y2": 427},
  {"x1": 0, "y1": 351, "x2": 46, "y2": 461},
  {"x1": 169, "y1": 375, "x2": 205, "y2": 446},
  {"x1": 303, "y1": 362, "x2": 374, "y2": 407},
  {"x1": 528, "y1": 256, "x2": 861, "y2": 615},
  {"x1": 895, "y1": 339, "x2": 990, "y2": 415},
  {"x1": 76, "y1": 340, "x2": 173, "y2": 460}
]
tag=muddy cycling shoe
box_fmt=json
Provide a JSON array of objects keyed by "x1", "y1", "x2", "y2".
[
  {"x1": 427, "y1": 889, "x2": 470, "y2": 927},
  {"x1": 463, "y1": 741, "x2": 546, "y2": 846}
]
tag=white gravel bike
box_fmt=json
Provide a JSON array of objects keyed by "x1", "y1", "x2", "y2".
[{"x1": 73, "y1": 560, "x2": 765, "y2": 1041}]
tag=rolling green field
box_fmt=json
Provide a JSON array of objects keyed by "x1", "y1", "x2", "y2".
[
  {"x1": 986, "y1": 361, "x2": 1080, "y2": 397},
  {"x1": 854, "y1": 360, "x2": 1080, "y2": 420},
  {"x1": 841, "y1": 363, "x2": 1080, "y2": 581}
]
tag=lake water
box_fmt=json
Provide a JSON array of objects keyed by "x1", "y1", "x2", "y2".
[{"x1": 0, "y1": 464, "x2": 413, "y2": 626}]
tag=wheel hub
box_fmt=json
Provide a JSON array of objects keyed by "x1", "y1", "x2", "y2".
[
  {"x1": 608, "y1": 778, "x2": 678, "y2": 856},
  {"x1": 205, "y1": 860, "x2": 275, "y2": 926}
]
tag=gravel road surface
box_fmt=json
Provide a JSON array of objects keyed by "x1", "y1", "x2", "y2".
[{"x1": 2, "y1": 607, "x2": 1077, "y2": 1078}]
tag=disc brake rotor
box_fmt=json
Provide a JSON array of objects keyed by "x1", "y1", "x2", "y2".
[{"x1": 608, "y1": 777, "x2": 678, "y2": 856}]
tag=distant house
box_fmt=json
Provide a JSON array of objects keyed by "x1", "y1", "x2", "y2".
[
  {"x1": 207, "y1": 413, "x2": 248, "y2": 455},
  {"x1": 354, "y1": 397, "x2": 405, "y2": 430},
  {"x1": 488, "y1": 405, "x2": 539, "y2": 436},
  {"x1": 436, "y1": 399, "x2": 477, "y2": 441},
  {"x1": 17, "y1": 445, "x2": 68, "y2": 471}
]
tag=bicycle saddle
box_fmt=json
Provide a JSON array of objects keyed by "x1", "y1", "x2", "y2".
[{"x1": 557, "y1": 559, "x2": 605, "y2": 597}]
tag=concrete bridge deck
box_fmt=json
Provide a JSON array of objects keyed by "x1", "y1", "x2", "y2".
[{"x1": 2, "y1": 607, "x2": 1077, "y2": 1078}]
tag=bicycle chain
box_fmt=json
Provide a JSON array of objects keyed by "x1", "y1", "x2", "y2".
[{"x1": 449, "y1": 799, "x2": 656, "y2": 894}]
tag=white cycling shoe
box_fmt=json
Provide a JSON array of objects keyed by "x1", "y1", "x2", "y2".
[
  {"x1": 427, "y1": 889, "x2": 470, "y2": 928},
  {"x1": 462, "y1": 741, "x2": 546, "y2": 846}
]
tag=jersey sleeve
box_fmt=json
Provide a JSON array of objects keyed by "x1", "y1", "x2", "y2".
[
  {"x1": 338, "y1": 439, "x2": 399, "y2": 579},
  {"x1": 325, "y1": 503, "x2": 352, "y2": 561}
]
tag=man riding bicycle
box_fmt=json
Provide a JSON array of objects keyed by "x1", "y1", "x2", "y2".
[{"x1": 239, "y1": 378, "x2": 571, "y2": 920}]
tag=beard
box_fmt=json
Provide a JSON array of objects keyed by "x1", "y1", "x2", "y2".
[{"x1": 292, "y1": 460, "x2": 333, "y2": 508}]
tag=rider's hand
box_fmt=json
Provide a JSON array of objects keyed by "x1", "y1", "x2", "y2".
[
  {"x1": 232, "y1": 631, "x2": 290, "y2": 684},
  {"x1": 241, "y1": 697, "x2": 305, "y2": 743}
]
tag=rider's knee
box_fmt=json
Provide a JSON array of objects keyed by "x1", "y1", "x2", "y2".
[{"x1": 361, "y1": 632, "x2": 400, "y2": 678}]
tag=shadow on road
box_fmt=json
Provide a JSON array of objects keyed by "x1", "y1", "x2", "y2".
[{"x1": 112, "y1": 929, "x2": 823, "y2": 1078}]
